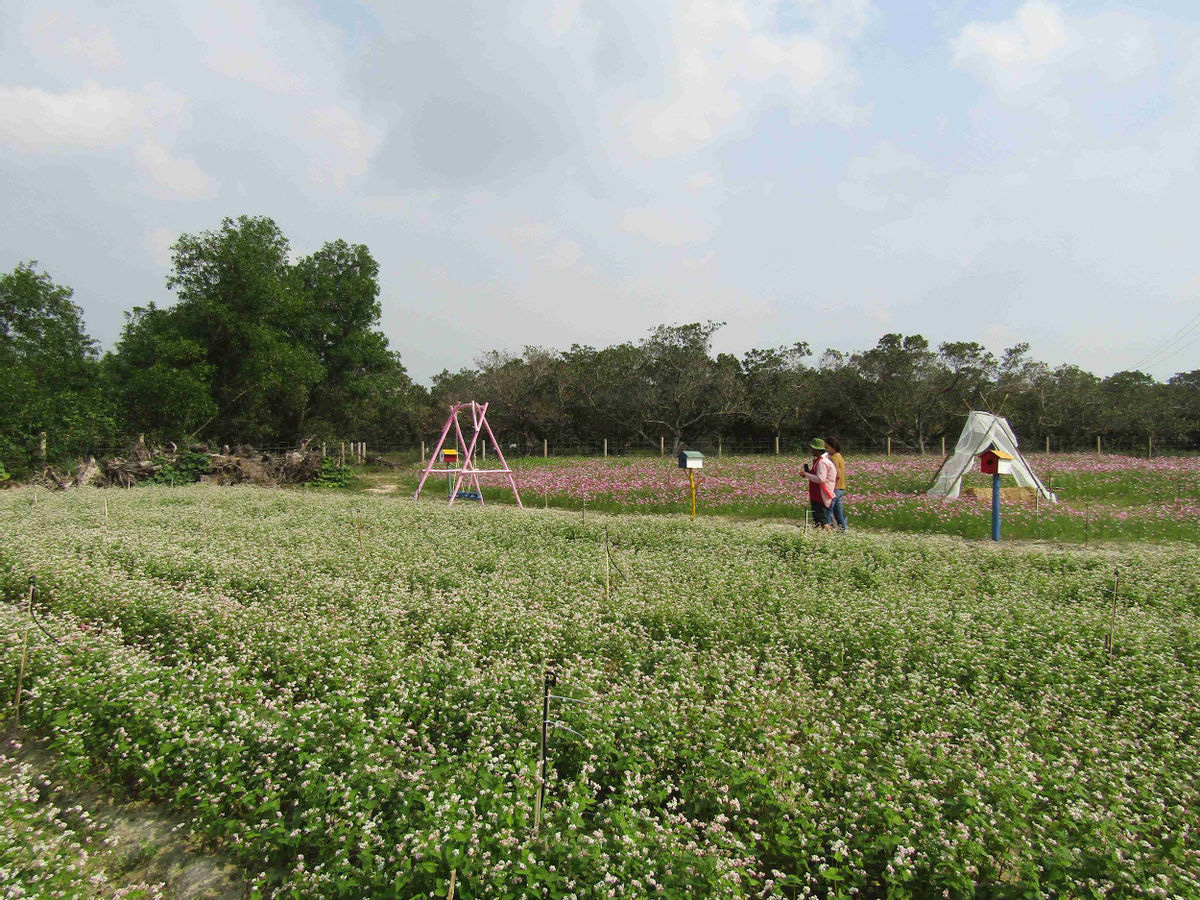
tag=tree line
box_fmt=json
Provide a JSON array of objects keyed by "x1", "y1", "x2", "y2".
[{"x1": 3, "y1": 216, "x2": 1197, "y2": 474}]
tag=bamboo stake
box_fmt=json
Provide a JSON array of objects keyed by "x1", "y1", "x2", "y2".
[
  {"x1": 446, "y1": 869, "x2": 457, "y2": 900},
  {"x1": 13, "y1": 577, "x2": 34, "y2": 726},
  {"x1": 1105, "y1": 568, "x2": 1120, "y2": 659},
  {"x1": 604, "y1": 525, "x2": 611, "y2": 598},
  {"x1": 357, "y1": 512, "x2": 363, "y2": 545},
  {"x1": 533, "y1": 669, "x2": 555, "y2": 835}
]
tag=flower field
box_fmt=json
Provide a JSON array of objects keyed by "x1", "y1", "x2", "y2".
[
  {"x1": 484, "y1": 453, "x2": 1200, "y2": 544},
  {"x1": 3, "y1": 486, "x2": 1200, "y2": 897}
]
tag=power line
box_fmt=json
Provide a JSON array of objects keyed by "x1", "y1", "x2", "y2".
[
  {"x1": 1132, "y1": 308, "x2": 1200, "y2": 372},
  {"x1": 1150, "y1": 331, "x2": 1200, "y2": 374}
]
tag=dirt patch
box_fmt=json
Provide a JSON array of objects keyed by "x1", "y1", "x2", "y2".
[
  {"x1": 2, "y1": 728, "x2": 247, "y2": 899},
  {"x1": 364, "y1": 483, "x2": 399, "y2": 494},
  {"x1": 961, "y1": 486, "x2": 1038, "y2": 501}
]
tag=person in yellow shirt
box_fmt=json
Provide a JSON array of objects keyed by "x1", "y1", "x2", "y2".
[{"x1": 825, "y1": 436, "x2": 847, "y2": 532}]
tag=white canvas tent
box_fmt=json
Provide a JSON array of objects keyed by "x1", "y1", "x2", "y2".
[{"x1": 927, "y1": 411, "x2": 1057, "y2": 502}]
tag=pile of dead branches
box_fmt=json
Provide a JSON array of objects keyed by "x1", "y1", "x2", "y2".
[{"x1": 32, "y1": 440, "x2": 330, "y2": 490}]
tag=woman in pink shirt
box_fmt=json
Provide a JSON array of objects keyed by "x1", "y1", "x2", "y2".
[{"x1": 803, "y1": 438, "x2": 837, "y2": 529}]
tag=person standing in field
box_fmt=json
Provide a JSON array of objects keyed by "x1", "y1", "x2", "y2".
[
  {"x1": 825, "y1": 436, "x2": 847, "y2": 532},
  {"x1": 803, "y1": 438, "x2": 837, "y2": 529}
]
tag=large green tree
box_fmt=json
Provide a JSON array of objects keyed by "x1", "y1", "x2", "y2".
[
  {"x1": 0, "y1": 262, "x2": 116, "y2": 470},
  {"x1": 109, "y1": 216, "x2": 417, "y2": 446}
]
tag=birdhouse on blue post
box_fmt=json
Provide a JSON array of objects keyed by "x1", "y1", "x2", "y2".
[{"x1": 979, "y1": 446, "x2": 1014, "y2": 541}]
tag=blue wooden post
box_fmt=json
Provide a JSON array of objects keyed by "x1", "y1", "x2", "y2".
[{"x1": 991, "y1": 473, "x2": 1001, "y2": 541}]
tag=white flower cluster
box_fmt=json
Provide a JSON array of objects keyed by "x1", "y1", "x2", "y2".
[{"x1": 1, "y1": 486, "x2": 1198, "y2": 897}]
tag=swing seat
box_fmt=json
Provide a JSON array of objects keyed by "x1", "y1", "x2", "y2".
[{"x1": 455, "y1": 490, "x2": 483, "y2": 501}]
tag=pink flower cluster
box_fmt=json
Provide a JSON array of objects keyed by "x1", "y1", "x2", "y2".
[{"x1": 499, "y1": 453, "x2": 1200, "y2": 527}]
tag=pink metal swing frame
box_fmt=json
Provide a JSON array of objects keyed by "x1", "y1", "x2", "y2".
[{"x1": 414, "y1": 401, "x2": 524, "y2": 508}]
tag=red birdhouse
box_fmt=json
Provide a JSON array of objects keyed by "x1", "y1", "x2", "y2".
[{"x1": 979, "y1": 447, "x2": 1014, "y2": 475}]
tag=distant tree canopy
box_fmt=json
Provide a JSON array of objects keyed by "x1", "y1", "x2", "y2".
[{"x1": 1, "y1": 226, "x2": 1198, "y2": 474}]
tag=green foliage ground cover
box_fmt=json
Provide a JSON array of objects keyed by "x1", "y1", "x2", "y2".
[{"x1": 2, "y1": 487, "x2": 1199, "y2": 897}]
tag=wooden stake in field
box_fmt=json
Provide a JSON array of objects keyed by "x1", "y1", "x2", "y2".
[
  {"x1": 1105, "y1": 568, "x2": 1120, "y2": 659},
  {"x1": 13, "y1": 577, "x2": 34, "y2": 727},
  {"x1": 446, "y1": 869, "x2": 457, "y2": 900},
  {"x1": 604, "y1": 525, "x2": 611, "y2": 599},
  {"x1": 533, "y1": 668, "x2": 555, "y2": 835}
]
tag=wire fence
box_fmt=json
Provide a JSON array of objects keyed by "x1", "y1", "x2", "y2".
[{"x1": 18, "y1": 432, "x2": 1200, "y2": 471}]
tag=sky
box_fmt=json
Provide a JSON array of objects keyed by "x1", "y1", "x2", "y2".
[{"x1": 2, "y1": 0, "x2": 1198, "y2": 384}]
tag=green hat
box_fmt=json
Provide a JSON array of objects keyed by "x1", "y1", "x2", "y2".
[{"x1": 809, "y1": 438, "x2": 826, "y2": 451}]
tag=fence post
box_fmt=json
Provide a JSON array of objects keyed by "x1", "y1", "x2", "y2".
[
  {"x1": 887, "y1": 436, "x2": 892, "y2": 456},
  {"x1": 543, "y1": 439, "x2": 548, "y2": 458},
  {"x1": 1148, "y1": 435, "x2": 1153, "y2": 459},
  {"x1": 421, "y1": 441, "x2": 425, "y2": 462},
  {"x1": 1046, "y1": 436, "x2": 1050, "y2": 454},
  {"x1": 775, "y1": 435, "x2": 779, "y2": 456},
  {"x1": 340, "y1": 442, "x2": 345, "y2": 465},
  {"x1": 941, "y1": 435, "x2": 946, "y2": 456},
  {"x1": 39, "y1": 432, "x2": 47, "y2": 462},
  {"x1": 660, "y1": 437, "x2": 664, "y2": 458},
  {"x1": 322, "y1": 442, "x2": 327, "y2": 458},
  {"x1": 603, "y1": 438, "x2": 607, "y2": 459},
  {"x1": 1097, "y1": 435, "x2": 1101, "y2": 455},
  {"x1": 718, "y1": 436, "x2": 722, "y2": 458}
]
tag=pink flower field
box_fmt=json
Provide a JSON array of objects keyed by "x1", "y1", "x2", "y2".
[{"x1": 490, "y1": 453, "x2": 1200, "y2": 539}]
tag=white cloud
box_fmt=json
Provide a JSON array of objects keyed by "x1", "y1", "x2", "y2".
[
  {"x1": 146, "y1": 228, "x2": 176, "y2": 269},
  {"x1": 178, "y1": 0, "x2": 316, "y2": 94},
  {"x1": 621, "y1": 204, "x2": 711, "y2": 247},
  {"x1": 0, "y1": 83, "x2": 144, "y2": 149},
  {"x1": 509, "y1": 222, "x2": 589, "y2": 272},
  {"x1": 0, "y1": 79, "x2": 213, "y2": 198},
  {"x1": 954, "y1": 2, "x2": 1156, "y2": 101},
  {"x1": 302, "y1": 105, "x2": 384, "y2": 188},
  {"x1": 623, "y1": 0, "x2": 869, "y2": 156},
  {"x1": 30, "y1": 14, "x2": 121, "y2": 69},
  {"x1": 134, "y1": 140, "x2": 214, "y2": 199}
]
